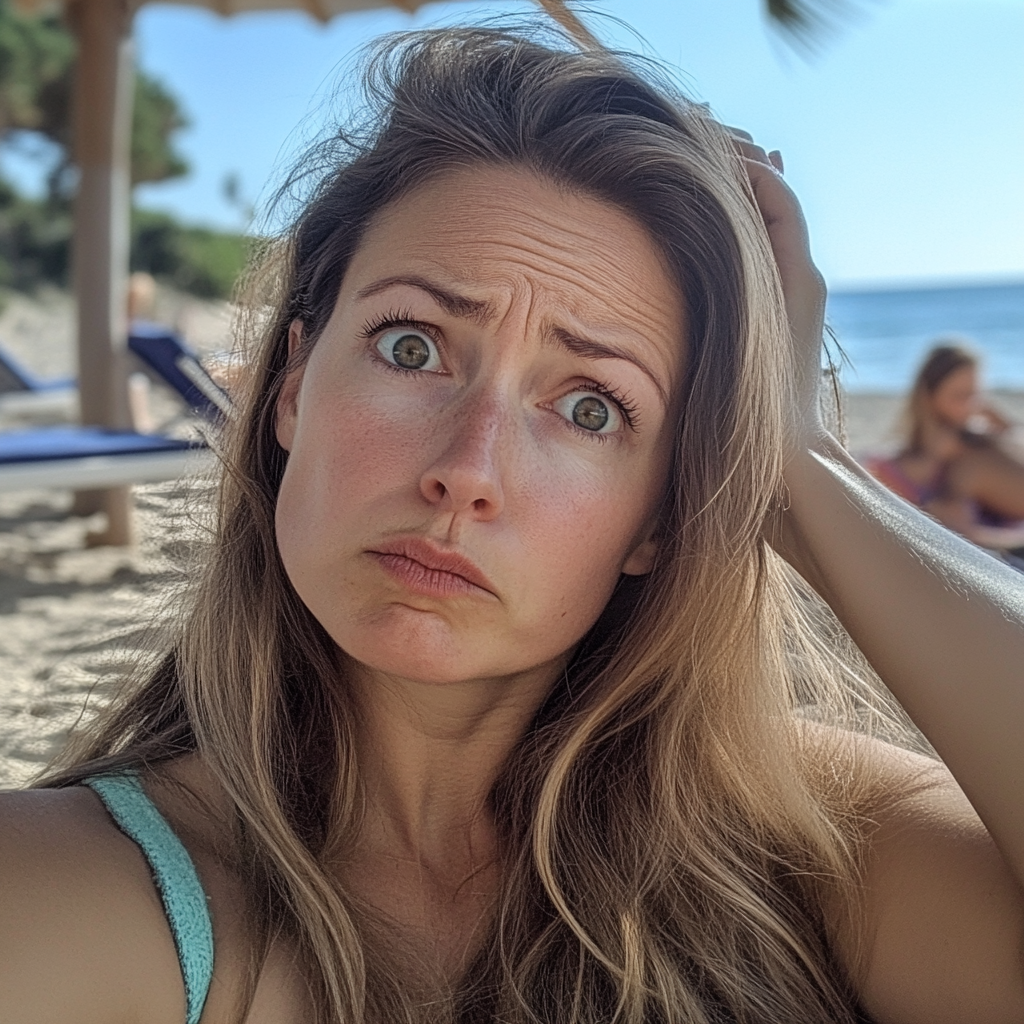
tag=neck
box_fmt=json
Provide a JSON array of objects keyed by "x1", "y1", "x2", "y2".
[{"x1": 347, "y1": 656, "x2": 563, "y2": 872}]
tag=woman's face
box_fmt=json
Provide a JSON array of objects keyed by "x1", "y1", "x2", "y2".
[
  {"x1": 931, "y1": 365, "x2": 980, "y2": 428},
  {"x1": 275, "y1": 166, "x2": 685, "y2": 687}
]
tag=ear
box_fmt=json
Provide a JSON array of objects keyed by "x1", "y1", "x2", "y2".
[
  {"x1": 275, "y1": 319, "x2": 306, "y2": 453},
  {"x1": 621, "y1": 526, "x2": 658, "y2": 576}
]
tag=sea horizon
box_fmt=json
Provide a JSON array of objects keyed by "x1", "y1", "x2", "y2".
[{"x1": 824, "y1": 278, "x2": 1023, "y2": 395}]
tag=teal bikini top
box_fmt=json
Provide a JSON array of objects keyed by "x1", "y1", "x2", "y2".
[{"x1": 83, "y1": 773, "x2": 214, "y2": 1024}]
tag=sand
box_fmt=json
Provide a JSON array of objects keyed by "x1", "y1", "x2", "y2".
[
  {"x1": 0, "y1": 287, "x2": 227, "y2": 786},
  {"x1": 0, "y1": 479, "x2": 212, "y2": 786},
  {"x1": 1, "y1": 289, "x2": 1022, "y2": 787},
  {"x1": 840, "y1": 389, "x2": 1024, "y2": 455}
]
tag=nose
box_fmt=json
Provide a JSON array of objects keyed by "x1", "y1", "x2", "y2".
[{"x1": 419, "y1": 389, "x2": 507, "y2": 521}]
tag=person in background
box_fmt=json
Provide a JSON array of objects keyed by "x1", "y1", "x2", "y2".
[
  {"x1": 126, "y1": 272, "x2": 159, "y2": 433},
  {"x1": 867, "y1": 342, "x2": 1024, "y2": 551},
  {"x1": 127, "y1": 271, "x2": 159, "y2": 323}
]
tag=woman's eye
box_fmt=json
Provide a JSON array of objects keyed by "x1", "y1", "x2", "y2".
[
  {"x1": 375, "y1": 329, "x2": 442, "y2": 372},
  {"x1": 552, "y1": 391, "x2": 622, "y2": 434}
]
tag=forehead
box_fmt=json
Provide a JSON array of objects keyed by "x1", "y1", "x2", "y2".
[
  {"x1": 344, "y1": 166, "x2": 686, "y2": 384},
  {"x1": 938, "y1": 365, "x2": 978, "y2": 390}
]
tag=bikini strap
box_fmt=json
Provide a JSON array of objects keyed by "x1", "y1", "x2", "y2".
[{"x1": 84, "y1": 772, "x2": 214, "y2": 1024}]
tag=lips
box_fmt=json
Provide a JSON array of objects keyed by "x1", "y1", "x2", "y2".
[{"x1": 368, "y1": 536, "x2": 496, "y2": 598}]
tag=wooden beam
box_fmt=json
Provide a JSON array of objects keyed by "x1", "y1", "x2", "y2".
[
  {"x1": 533, "y1": 0, "x2": 600, "y2": 49},
  {"x1": 68, "y1": 0, "x2": 136, "y2": 545},
  {"x1": 298, "y1": 0, "x2": 331, "y2": 24}
]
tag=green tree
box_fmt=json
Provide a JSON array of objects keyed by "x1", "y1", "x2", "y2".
[
  {"x1": 0, "y1": 174, "x2": 73, "y2": 289},
  {"x1": 0, "y1": 0, "x2": 190, "y2": 194},
  {"x1": 0, "y1": 0, "x2": 204, "y2": 293},
  {"x1": 0, "y1": 2, "x2": 73, "y2": 138},
  {"x1": 131, "y1": 72, "x2": 189, "y2": 186},
  {"x1": 131, "y1": 209, "x2": 249, "y2": 299}
]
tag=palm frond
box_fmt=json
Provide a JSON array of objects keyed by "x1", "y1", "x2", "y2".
[{"x1": 765, "y1": 0, "x2": 868, "y2": 48}]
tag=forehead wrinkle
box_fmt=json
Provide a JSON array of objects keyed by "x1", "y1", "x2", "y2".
[
  {"x1": 372, "y1": 176, "x2": 678, "y2": 332},
  {"x1": 495, "y1": 214, "x2": 653, "y2": 283},
  {"x1": 361, "y1": 171, "x2": 683, "y2": 385},
  {"x1": 471, "y1": 225, "x2": 663, "y2": 318},
  {"x1": 440, "y1": 236, "x2": 675, "y2": 333},
  {"x1": 449, "y1": 247, "x2": 680, "y2": 388},
  {"x1": 406, "y1": 249, "x2": 681, "y2": 400},
  {"x1": 378, "y1": 246, "x2": 676, "y2": 358},
  {"x1": 457, "y1": 215, "x2": 680, "y2": 340}
]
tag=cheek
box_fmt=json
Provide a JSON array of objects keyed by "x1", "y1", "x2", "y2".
[
  {"x1": 274, "y1": 384, "x2": 435, "y2": 603},
  {"x1": 509, "y1": 461, "x2": 657, "y2": 637},
  {"x1": 288, "y1": 381, "x2": 435, "y2": 507}
]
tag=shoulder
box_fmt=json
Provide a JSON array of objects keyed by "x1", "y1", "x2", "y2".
[
  {"x1": 806, "y1": 727, "x2": 1024, "y2": 1024},
  {"x1": 0, "y1": 785, "x2": 187, "y2": 1024},
  {"x1": 141, "y1": 757, "x2": 317, "y2": 1024}
]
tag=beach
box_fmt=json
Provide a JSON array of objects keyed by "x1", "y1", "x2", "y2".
[
  {"x1": 1, "y1": 289, "x2": 1022, "y2": 788},
  {"x1": 0, "y1": 287, "x2": 229, "y2": 786}
]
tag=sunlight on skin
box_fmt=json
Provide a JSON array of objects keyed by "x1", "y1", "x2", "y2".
[{"x1": 273, "y1": 166, "x2": 684, "y2": 860}]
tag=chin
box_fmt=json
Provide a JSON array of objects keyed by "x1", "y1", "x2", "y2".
[
  {"x1": 345, "y1": 644, "x2": 497, "y2": 688},
  {"x1": 333, "y1": 604, "x2": 501, "y2": 686}
]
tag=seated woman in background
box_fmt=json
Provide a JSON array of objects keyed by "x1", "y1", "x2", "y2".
[
  {"x1": 868, "y1": 342, "x2": 1024, "y2": 550},
  {"x1": 1, "y1": 26, "x2": 1024, "y2": 1024}
]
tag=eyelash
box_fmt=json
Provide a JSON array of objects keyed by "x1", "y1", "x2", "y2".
[
  {"x1": 359, "y1": 309, "x2": 438, "y2": 343},
  {"x1": 359, "y1": 310, "x2": 639, "y2": 433}
]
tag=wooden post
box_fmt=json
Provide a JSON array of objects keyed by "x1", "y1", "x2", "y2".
[{"x1": 68, "y1": 0, "x2": 135, "y2": 545}]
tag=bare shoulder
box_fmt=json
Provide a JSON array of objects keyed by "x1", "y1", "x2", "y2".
[
  {"x1": 0, "y1": 786, "x2": 186, "y2": 1024},
  {"x1": 804, "y1": 725, "x2": 1024, "y2": 1024}
]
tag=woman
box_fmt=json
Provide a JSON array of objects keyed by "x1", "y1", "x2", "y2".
[
  {"x1": 868, "y1": 343, "x2": 1024, "y2": 549},
  {"x1": 1, "y1": 27, "x2": 1023, "y2": 1024}
]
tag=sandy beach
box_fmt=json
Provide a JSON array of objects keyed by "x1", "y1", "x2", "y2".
[
  {"x1": 1, "y1": 290, "x2": 1022, "y2": 788},
  {"x1": 0, "y1": 287, "x2": 228, "y2": 786}
]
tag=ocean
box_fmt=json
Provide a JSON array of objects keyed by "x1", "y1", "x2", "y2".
[{"x1": 825, "y1": 280, "x2": 1024, "y2": 393}]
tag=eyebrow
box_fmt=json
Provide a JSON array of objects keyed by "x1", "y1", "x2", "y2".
[
  {"x1": 355, "y1": 275, "x2": 495, "y2": 324},
  {"x1": 356, "y1": 274, "x2": 668, "y2": 402},
  {"x1": 546, "y1": 326, "x2": 668, "y2": 404}
]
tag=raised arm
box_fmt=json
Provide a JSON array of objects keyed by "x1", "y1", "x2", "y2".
[{"x1": 737, "y1": 142, "x2": 1024, "y2": 1021}]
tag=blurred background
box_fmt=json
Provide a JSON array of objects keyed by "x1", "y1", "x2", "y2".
[
  {"x1": 0, "y1": 0, "x2": 1020, "y2": 783},
  {"x1": 0, "y1": 0, "x2": 1021, "y2": 384}
]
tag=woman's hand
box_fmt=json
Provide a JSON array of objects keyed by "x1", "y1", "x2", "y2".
[
  {"x1": 727, "y1": 130, "x2": 1024, "y2": 1024},
  {"x1": 976, "y1": 403, "x2": 1014, "y2": 437},
  {"x1": 728, "y1": 131, "x2": 828, "y2": 446}
]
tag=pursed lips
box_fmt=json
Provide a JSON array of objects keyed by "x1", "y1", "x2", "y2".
[{"x1": 368, "y1": 536, "x2": 496, "y2": 598}]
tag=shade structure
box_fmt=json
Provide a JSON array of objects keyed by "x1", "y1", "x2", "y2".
[
  {"x1": 144, "y1": 0, "x2": 596, "y2": 40},
  {"x1": 12, "y1": 0, "x2": 592, "y2": 25},
  {"x1": 7, "y1": 0, "x2": 590, "y2": 543}
]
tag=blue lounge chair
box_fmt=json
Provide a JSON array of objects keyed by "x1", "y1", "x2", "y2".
[
  {"x1": 0, "y1": 346, "x2": 76, "y2": 419},
  {"x1": 0, "y1": 347, "x2": 75, "y2": 395},
  {"x1": 127, "y1": 323, "x2": 233, "y2": 422},
  {"x1": 0, "y1": 425, "x2": 212, "y2": 492},
  {"x1": 0, "y1": 324, "x2": 232, "y2": 424},
  {"x1": 0, "y1": 326, "x2": 223, "y2": 494}
]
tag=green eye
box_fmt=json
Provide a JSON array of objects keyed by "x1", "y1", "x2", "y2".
[
  {"x1": 572, "y1": 395, "x2": 610, "y2": 431},
  {"x1": 392, "y1": 333, "x2": 430, "y2": 368},
  {"x1": 552, "y1": 389, "x2": 622, "y2": 435},
  {"x1": 375, "y1": 329, "x2": 441, "y2": 372}
]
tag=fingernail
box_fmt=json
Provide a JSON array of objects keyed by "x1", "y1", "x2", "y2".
[{"x1": 768, "y1": 150, "x2": 785, "y2": 174}]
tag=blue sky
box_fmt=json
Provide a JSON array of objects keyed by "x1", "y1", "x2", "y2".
[{"x1": 8, "y1": 0, "x2": 1023, "y2": 288}]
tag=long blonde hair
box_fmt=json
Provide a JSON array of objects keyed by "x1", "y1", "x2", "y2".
[{"x1": 42, "y1": 26, "x2": 909, "y2": 1023}]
